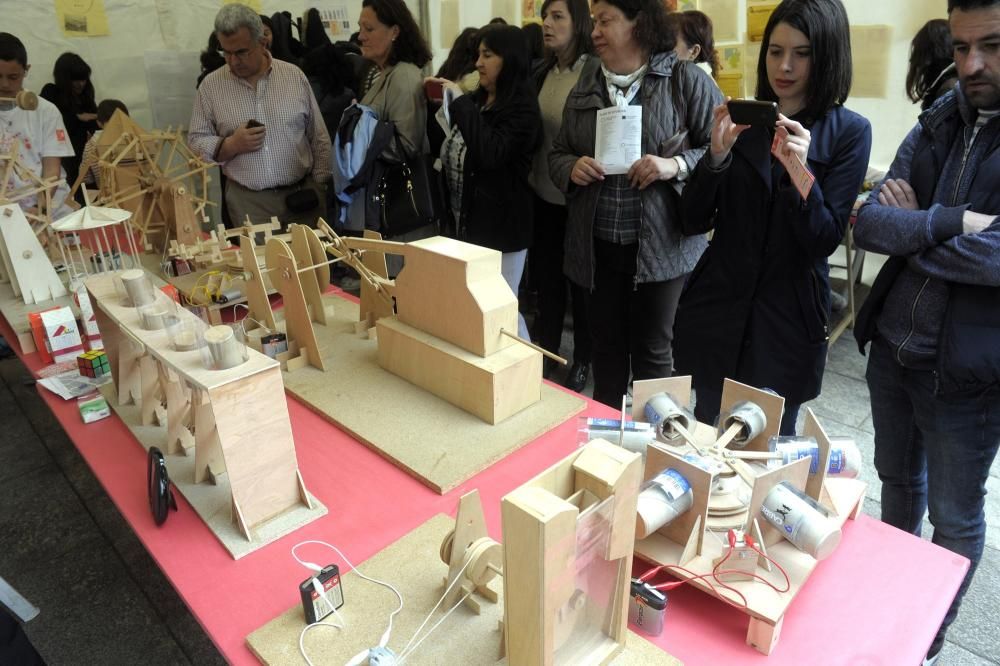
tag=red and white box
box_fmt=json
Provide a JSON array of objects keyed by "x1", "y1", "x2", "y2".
[
  {"x1": 39, "y1": 306, "x2": 84, "y2": 363},
  {"x1": 73, "y1": 285, "x2": 103, "y2": 350}
]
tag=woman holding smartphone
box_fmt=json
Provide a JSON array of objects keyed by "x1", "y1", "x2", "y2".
[
  {"x1": 432, "y1": 25, "x2": 542, "y2": 340},
  {"x1": 672, "y1": 0, "x2": 872, "y2": 434}
]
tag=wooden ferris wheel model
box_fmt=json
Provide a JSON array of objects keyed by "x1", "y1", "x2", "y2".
[{"x1": 68, "y1": 109, "x2": 214, "y2": 253}]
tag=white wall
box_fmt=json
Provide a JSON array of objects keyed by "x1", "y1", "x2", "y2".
[{"x1": 5, "y1": 0, "x2": 952, "y2": 169}]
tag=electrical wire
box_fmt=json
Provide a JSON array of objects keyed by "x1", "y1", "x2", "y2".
[{"x1": 292, "y1": 540, "x2": 404, "y2": 666}]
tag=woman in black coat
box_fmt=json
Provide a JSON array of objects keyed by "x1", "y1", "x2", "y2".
[
  {"x1": 672, "y1": 0, "x2": 872, "y2": 434},
  {"x1": 432, "y1": 25, "x2": 542, "y2": 340}
]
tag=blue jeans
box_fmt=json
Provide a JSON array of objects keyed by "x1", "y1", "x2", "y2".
[{"x1": 866, "y1": 337, "x2": 1000, "y2": 651}]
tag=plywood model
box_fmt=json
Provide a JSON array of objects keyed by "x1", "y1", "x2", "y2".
[
  {"x1": 0, "y1": 204, "x2": 68, "y2": 304},
  {"x1": 86, "y1": 271, "x2": 315, "y2": 548},
  {"x1": 278, "y1": 296, "x2": 585, "y2": 494},
  {"x1": 633, "y1": 406, "x2": 866, "y2": 655},
  {"x1": 246, "y1": 514, "x2": 679, "y2": 666},
  {"x1": 502, "y1": 439, "x2": 643, "y2": 665}
]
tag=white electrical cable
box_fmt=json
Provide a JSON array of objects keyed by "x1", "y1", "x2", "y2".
[
  {"x1": 292, "y1": 540, "x2": 404, "y2": 666},
  {"x1": 233, "y1": 303, "x2": 272, "y2": 337}
]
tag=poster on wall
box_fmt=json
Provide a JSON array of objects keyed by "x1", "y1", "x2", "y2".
[
  {"x1": 850, "y1": 25, "x2": 892, "y2": 98},
  {"x1": 223, "y1": 0, "x2": 262, "y2": 12},
  {"x1": 747, "y1": 2, "x2": 780, "y2": 42},
  {"x1": 700, "y1": 0, "x2": 739, "y2": 43},
  {"x1": 717, "y1": 44, "x2": 744, "y2": 99},
  {"x1": 313, "y1": 4, "x2": 354, "y2": 40},
  {"x1": 522, "y1": 0, "x2": 541, "y2": 20},
  {"x1": 440, "y1": 0, "x2": 460, "y2": 49},
  {"x1": 54, "y1": 0, "x2": 110, "y2": 37}
]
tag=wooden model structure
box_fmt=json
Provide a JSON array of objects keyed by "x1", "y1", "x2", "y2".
[
  {"x1": 50, "y1": 188, "x2": 140, "y2": 277},
  {"x1": 238, "y1": 218, "x2": 551, "y2": 423},
  {"x1": 629, "y1": 377, "x2": 867, "y2": 654},
  {"x1": 501, "y1": 439, "x2": 642, "y2": 664},
  {"x1": 70, "y1": 110, "x2": 213, "y2": 251},
  {"x1": 0, "y1": 204, "x2": 68, "y2": 304},
  {"x1": 85, "y1": 270, "x2": 313, "y2": 544},
  {"x1": 438, "y1": 440, "x2": 643, "y2": 664}
]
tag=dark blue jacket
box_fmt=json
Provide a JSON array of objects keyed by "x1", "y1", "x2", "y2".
[
  {"x1": 854, "y1": 88, "x2": 1000, "y2": 370},
  {"x1": 673, "y1": 105, "x2": 872, "y2": 404}
]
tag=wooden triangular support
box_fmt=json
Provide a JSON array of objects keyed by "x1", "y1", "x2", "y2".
[{"x1": 441, "y1": 490, "x2": 501, "y2": 615}]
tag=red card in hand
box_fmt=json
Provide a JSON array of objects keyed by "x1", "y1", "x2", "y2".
[{"x1": 771, "y1": 126, "x2": 815, "y2": 200}]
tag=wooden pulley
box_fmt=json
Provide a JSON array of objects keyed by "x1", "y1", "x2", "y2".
[
  {"x1": 461, "y1": 537, "x2": 503, "y2": 587},
  {"x1": 264, "y1": 237, "x2": 297, "y2": 294}
]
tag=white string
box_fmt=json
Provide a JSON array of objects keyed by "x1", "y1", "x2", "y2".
[
  {"x1": 292, "y1": 540, "x2": 404, "y2": 666},
  {"x1": 397, "y1": 556, "x2": 475, "y2": 660},
  {"x1": 396, "y1": 589, "x2": 473, "y2": 665},
  {"x1": 233, "y1": 302, "x2": 272, "y2": 336}
]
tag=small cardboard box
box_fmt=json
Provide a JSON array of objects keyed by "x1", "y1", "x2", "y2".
[
  {"x1": 39, "y1": 306, "x2": 84, "y2": 363},
  {"x1": 78, "y1": 393, "x2": 110, "y2": 423}
]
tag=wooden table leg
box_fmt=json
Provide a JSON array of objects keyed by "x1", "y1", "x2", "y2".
[{"x1": 746, "y1": 615, "x2": 783, "y2": 655}]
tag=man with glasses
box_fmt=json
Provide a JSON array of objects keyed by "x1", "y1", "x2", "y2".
[{"x1": 189, "y1": 3, "x2": 331, "y2": 228}]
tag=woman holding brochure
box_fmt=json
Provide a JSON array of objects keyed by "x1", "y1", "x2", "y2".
[
  {"x1": 672, "y1": 0, "x2": 872, "y2": 434},
  {"x1": 548, "y1": 0, "x2": 721, "y2": 407}
]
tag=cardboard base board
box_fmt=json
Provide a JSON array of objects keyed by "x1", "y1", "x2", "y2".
[
  {"x1": 100, "y1": 383, "x2": 327, "y2": 560},
  {"x1": 279, "y1": 298, "x2": 586, "y2": 494},
  {"x1": 246, "y1": 514, "x2": 681, "y2": 666}
]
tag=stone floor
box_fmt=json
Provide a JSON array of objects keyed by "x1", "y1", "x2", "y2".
[{"x1": 1, "y1": 308, "x2": 998, "y2": 664}]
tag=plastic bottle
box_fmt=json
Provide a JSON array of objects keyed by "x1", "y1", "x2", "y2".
[
  {"x1": 578, "y1": 417, "x2": 655, "y2": 457},
  {"x1": 768, "y1": 436, "x2": 862, "y2": 478}
]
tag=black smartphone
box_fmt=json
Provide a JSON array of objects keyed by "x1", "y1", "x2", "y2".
[
  {"x1": 726, "y1": 100, "x2": 778, "y2": 127},
  {"x1": 246, "y1": 119, "x2": 264, "y2": 129}
]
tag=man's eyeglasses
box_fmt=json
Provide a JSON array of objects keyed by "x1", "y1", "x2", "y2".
[{"x1": 218, "y1": 45, "x2": 257, "y2": 61}]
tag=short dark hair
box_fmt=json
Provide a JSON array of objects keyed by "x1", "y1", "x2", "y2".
[
  {"x1": 474, "y1": 25, "x2": 535, "y2": 111},
  {"x1": 906, "y1": 19, "x2": 954, "y2": 103},
  {"x1": 591, "y1": 0, "x2": 676, "y2": 55},
  {"x1": 96, "y1": 99, "x2": 129, "y2": 124},
  {"x1": 669, "y1": 10, "x2": 720, "y2": 78},
  {"x1": 0, "y1": 33, "x2": 27, "y2": 68},
  {"x1": 541, "y1": 0, "x2": 594, "y2": 64},
  {"x1": 948, "y1": 0, "x2": 1000, "y2": 11},
  {"x1": 362, "y1": 0, "x2": 432, "y2": 68},
  {"x1": 755, "y1": 0, "x2": 853, "y2": 122}
]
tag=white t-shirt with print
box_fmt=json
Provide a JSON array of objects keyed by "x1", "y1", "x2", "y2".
[{"x1": 0, "y1": 95, "x2": 74, "y2": 216}]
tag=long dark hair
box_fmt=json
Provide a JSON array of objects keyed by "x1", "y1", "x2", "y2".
[
  {"x1": 540, "y1": 0, "x2": 593, "y2": 66},
  {"x1": 671, "y1": 10, "x2": 720, "y2": 78},
  {"x1": 362, "y1": 0, "x2": 432, "y2": 68},
  {"x1": 591, "y1": 0, "x2": 675, "y2": 55},
  {"x1": 755, "y1": 0, "x2": 852, "y2": 122},
  {"x1": 52, "y1": 52, "x2": 95, "y2": 112},
  {"x1": 906, "y1": 19, "x2": 953, "y2": 103},
  {"x1": 473, "y1": 24, "x2": 535, "y2": 111},
  {"x1": 437, "y1": 27, "x2": 480, "y2": 80}
]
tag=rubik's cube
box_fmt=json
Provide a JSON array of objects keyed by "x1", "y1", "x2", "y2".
[{"x1": 77, "y1": 350, "x2": 110, "y2": 379}]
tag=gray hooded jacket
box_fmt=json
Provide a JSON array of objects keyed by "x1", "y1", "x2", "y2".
[{"x1": 548, "y1": 51, "x2": 722, "y2": 289}]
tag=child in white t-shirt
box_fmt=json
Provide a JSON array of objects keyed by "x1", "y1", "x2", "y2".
[{"x1": 0, "y1": 32, "x2": 75, "y2": 219}]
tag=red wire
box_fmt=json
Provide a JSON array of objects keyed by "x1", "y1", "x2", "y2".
[{"x1": 640, "y1": 561, "x2": 749, "y2": 610}]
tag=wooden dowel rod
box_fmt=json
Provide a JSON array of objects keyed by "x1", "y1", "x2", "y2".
[
  {"x1": 726, "y1": 450, "x2": 781, "y2": 461},
  {"x1": 714, "y1": 422, "x2": 744, "y2": 450},
  {"x1": 499, "y1": 329, "x2": 567, "y2": 365},
  {"x1": 487, "y1": 563, "x2": 504, "y2": 577},
  {"x1": 295, "y1": 255, "x2": 348, "y2": 274}
]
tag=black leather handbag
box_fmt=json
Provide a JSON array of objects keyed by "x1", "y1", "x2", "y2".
[{"x1": 374, "y1": 129, "x2": 438, "y2": 238}]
